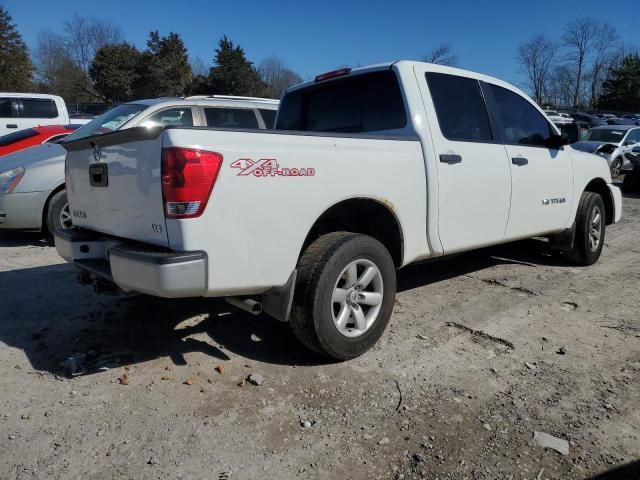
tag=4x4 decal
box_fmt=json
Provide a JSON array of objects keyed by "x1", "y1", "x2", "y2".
[{"x1": 230, "y1": 159, "x2": 315, "y2": 177}]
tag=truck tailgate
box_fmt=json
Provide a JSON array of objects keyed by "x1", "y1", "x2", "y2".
[{"x1": 63, "y1": 128, "x2": 169, "y2": 247}]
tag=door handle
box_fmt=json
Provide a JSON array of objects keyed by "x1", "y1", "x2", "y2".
[
  {"x1": 6, "y1": 124, "x2": 17, "y2": 129},
  {"x1": 512, "y1": 157, "x2": 529, "y2": 166},
  {"x1": 439, "y1": 154, "x2": 462, "y2": 164}
]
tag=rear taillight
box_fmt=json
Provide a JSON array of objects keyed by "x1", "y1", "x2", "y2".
[{"x1": 161, "y1": 147, "x2": 223, "y2": 219}]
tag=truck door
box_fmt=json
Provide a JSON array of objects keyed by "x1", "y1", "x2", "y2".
[
  {"x1": 486, "y1": 83, "x2": 573, "y2": 239},
  {"x1": 415, "y1": 68, "x2": 511, "y2": 254}
]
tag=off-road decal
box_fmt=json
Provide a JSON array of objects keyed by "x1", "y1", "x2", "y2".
[{"x1": 230, "y1": 159, "x2": 315, "y2": 177}]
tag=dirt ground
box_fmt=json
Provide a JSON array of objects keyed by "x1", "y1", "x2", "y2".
[{"x1": 1, "y1": 193, "x2": 639, "y2": 480}]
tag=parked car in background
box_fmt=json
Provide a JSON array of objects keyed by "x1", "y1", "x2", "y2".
[
  {"x1": 622, "y1": 114, "x2": 640, "y2": 122},
  {"x1": 0, "y1": 93, "x2": 90, "y2": 137},
  {"x1": 0, "y1": 124, "x2": 80, "y2": 157},
  {"x1": 0, "y1": 96, "x2": 278, "y2": 235},
  {"x1": 544, "y1": 110, "x2": 573, "y2": 125},
  {"x1": 607, "y1": 116, "x2": 640, "y2": 126},
  {"x1": 572, "y1": 125, "x2": 640, "y2": 178},
  {"x1": 55, "y1": 61, "x2": 621, "y2": 359},
  {"x1": 570, "y1": 113, "x2": 606, "y2": 130}
]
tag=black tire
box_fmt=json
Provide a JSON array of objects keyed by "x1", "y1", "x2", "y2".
[
  {"x1": 46, "y1": 190, "x2": 71, "y2": 235},
  {"x1": 567, "y1": 191, "x2": 606, "y2": 266},
  {"x1": 290, "y1": 232, "x2": 396, "y2": 360}
]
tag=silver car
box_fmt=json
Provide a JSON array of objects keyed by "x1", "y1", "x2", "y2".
[
  {"x1": 0, "y1": 96, "x2": 279, "y2": 234},
  {"x1": 571, "y1": 125, "x2": 640, "y2": 179}
]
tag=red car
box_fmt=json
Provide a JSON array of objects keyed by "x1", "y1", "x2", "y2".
[{"x1": 0, "y1": 124, "x2": 80, "y2": 157}]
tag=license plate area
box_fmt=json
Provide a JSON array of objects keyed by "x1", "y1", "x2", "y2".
[{"x1": 89, "y1": 163, "x2": 108, "y2": 187}]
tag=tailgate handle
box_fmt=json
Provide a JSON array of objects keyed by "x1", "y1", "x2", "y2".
[
  {"x1": 512, "y1": 157, "x2": 529, "y2": 166},
  {"x1": 6, "y1": 124, "x2": 17, "y2": 129},
  {"x1": 439, "y1": 154, "x2": 462, "y2": 164},
  {"x1": 89, "y1": 164, "x2": 109, "y2": 187}
]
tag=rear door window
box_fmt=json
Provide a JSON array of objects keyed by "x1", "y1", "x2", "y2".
[
  {"x1": 0, "y1": 128, "x2": 38, "y2": 146},
  {"x1": 490, "y1": 85, "x2": 553, "y2": 147},
  {"x1": 204, "y1": 108, "x2": 259, "y2": 129},
  {"x1": 426, "y1": 72, "x2": 493, "y2": 142},
  {"x1": 20, "y1": 98, "x2": 59, "y2": 118},
  {"x1": 276, "y1": 70, "x2": 407, "y2": 133},
  {"x1": 259, "y1": 108, "x2": 277, "y2": 129}
]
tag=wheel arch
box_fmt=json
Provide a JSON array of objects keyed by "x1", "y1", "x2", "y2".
[
  {"x1": 300, "y1": 197, "x2": 405, "y2": 267},
  {"x1": 584, "y1": 177, "x2": 614, "y2": 225}
]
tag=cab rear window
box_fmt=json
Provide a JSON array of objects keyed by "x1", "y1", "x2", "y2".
[
  {"x1": 276, "y1": 70, "x2": 407, "y2": 134},
  {"x1": 0, "y1": 128, "x2": 38, "y2": 146}
]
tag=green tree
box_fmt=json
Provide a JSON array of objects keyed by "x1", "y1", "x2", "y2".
[
  {"x1": 0, "y1": 6, "x2": 33, "y2": 90},
  {"x1": 208, "y1": 36, "x2": 264, "y2": 96},
  {"x1": 134, "y1": 31, "x2": 192, "y2": 98},
  {"x1": 598, "y1": 54, "x2": 640, "y2": 111},
  {"x1": 89, "y1": 43, "x2": 141, "y2": 102}
]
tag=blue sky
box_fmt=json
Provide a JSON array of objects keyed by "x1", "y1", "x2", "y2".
[{"x1": 4, "y1": 0, "x2": 639, "y2": 89}]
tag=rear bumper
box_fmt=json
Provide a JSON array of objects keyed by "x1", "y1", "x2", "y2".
[
  {"x1": 54, "y1": 228, "x2": 207, "y2": 298},
  {"x1": 0, "y1": 191, "x2": 50, "y2": 230}
]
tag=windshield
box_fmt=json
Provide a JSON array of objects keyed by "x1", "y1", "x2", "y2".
[
  {"x1": 582, "y1": 129, "x2": 626, "y2": 144},
  {"x1": 64, "y1": 103, "x2": 147, "y2": 142}
]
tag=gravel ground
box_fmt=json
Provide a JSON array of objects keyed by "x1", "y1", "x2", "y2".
[{"x1": 1, "y1": 193, "x2": 639, "y2": 480}]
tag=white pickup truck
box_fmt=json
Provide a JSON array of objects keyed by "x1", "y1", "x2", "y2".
[{"x1": 55, "y1": 61, "x2": 622, "y2": 360}]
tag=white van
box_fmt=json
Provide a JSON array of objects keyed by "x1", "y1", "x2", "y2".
[{"x1": 0, "y1": 93, "x2": 70, "y2": 136}]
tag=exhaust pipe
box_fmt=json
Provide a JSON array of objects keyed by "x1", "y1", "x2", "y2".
[{"x1": 226, "y1": 297, "x2": 263, "y2": 315}]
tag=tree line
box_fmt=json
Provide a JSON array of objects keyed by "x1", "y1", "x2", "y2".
[
  {"x1": 1, "y1": 5, "x2": 638, "y2": 111},
  {"x1": 0, "y1": 5, "x2": 302, "y2": 103},
  {"x1": 517, "y1": 18, "x2": 639, "y2": 111}
]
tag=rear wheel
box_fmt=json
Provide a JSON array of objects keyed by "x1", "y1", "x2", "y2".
[
  {"x1": 46, "y1": 190, "x2": 72, "y2": 235},
  {"x1": 567, "y1": 191, "x2": 605, "y2": 266},
  {"x1": 290, "y1": 232, "x2": 396, "y2": 360}
]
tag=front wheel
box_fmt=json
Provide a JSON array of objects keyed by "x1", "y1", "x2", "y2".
[
  {"x1": 567, "y1": 191, "x2": 605, "y2": 266},
  {"x1": 610, "y1": 158, "x2": 622, "y2": 179},
  {"x1": 290, "y1": 232, "x2": 396, "y2": 360}
]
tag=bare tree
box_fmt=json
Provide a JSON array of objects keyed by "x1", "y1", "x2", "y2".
[
  {"x1": 190, "y1": 56, "x2": 208, "y2": 77},
  {"x1": 258, "y1": 56, "x2": 303, "y2": 98},
  {"x1": 33, "y1": 29, "x2": 67, "y2": 86},
  {"x1": 588, "y1": 23, "x2": 618, "y2": 108},
  {"x1": 33, "y1": 29, "x2": 87, "y2": 100},
  {"x1": 517, "y1": 35, "x2": 557, "y2": 105},
  {"x1": 562, "y1": 18, "x2": 599, "y2": 107},
  {"x1": 63, "y1": 13, "x2": 123, "y2": 75},
  {"x1": 424, "y1": 44, "x2": 457, "y2": 66},
  {"x1": 548, "y1": 65, "x2": 575, "y2": 108}
]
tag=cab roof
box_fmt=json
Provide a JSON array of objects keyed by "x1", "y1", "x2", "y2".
[{"x1": 285, "y1": 60, "x2": 525, "y2": 98}]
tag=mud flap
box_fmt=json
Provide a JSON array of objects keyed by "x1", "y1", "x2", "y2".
[
  {"x1": 549, "y1": 222, "x2": 576, "y2": 251},
  {"x1": 262, "y1": 270, "x2": 297, "y2": 322}
]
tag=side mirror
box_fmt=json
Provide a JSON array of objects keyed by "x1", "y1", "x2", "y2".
[{"x1": 555, "y1": 123, "x2": 579, "y2": 146}]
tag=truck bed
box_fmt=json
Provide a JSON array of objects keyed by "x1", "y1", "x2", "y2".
[{"x1": 63, "y1": 126, "x2": 429, "y2": 295}]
